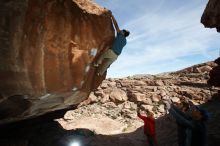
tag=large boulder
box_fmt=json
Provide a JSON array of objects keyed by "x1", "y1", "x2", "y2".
[
  {"x1": 109, "y1": 89, "x2": 128, "y2": 103},
  {"x1": 0, "y1": 0, "x2": 114, "y2": 124},
  {"x1": 201, "y1": 0, "x2": 220, "y2": 32}
]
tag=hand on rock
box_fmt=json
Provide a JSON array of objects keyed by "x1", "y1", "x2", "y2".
[
  {"x1": 107, "y1": 10, "x2": 112, "y2": 17},
  {"x1": 108, "y1": 10, "x2": 112, "y2": 15}
]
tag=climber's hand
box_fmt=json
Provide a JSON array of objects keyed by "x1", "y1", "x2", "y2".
[{"x1": 108, "y1": 10, "x2": 112, "y2": 17}]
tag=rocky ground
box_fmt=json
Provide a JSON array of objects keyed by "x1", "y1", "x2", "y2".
[{"x1": 0, "y1": 61, "x2": 220, "y2": 146}]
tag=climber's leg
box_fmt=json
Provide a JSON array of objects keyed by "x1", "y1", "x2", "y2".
[
  {"x1": 96, "y1": 54, "x2": 104, "y2": 66},
  {"x1": 97, "y1": 50, "x2": 118, "y2": 75},
  {"x1": 97, "y1": 59, "x2": 113, "y2": 75},
  {"x1": 95, "y1": 49, "x2": 109, "y2": 66}
]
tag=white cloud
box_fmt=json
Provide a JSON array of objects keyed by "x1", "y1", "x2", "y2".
[{"x1": 94, "y1": 0, "x2": 220, "y2": 78}]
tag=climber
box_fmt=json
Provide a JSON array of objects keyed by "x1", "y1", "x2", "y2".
[
  {"x1": 166, "y1": 100, "x2": 209, "y2": 146},
  {"x1": 94, "y1": 11, "x2": 130, "y2": 76},
  {"x1": 175, "y1": 102, "x2": 191, "y2": 146},
  {"x1": 164, "y1": 100, "x2": 191, "y2": 146},
  {"x1": 137, "y1": 108, "x2": 158, "y2": 146}
]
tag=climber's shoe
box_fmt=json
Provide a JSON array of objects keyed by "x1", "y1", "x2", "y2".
[{"x1": 93, "y1": 63, "x2": 99, "y2": 67}]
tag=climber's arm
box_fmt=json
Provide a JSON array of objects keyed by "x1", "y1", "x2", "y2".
[
  {"x1": 137, "y1": 112, "x2": 146, "y2": 121},
  {"x1": 169, "y1": 105, "x2": 194, "y2": 128},
  {"x1": 110, "y1": 12, "x2": 121, "y2": 33}
]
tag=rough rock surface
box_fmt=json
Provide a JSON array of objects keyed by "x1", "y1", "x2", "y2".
[
  {"x1": 201, "y1": 0, "x2": 220, "y2": 32},
  {"x1": 1, "y1": 62, "x2": 220, "y2": 146},
  {"x1": 58, "y1": 62, "x2": 218, "y2": 129},
  {"x1": 77, "y1": 61, "x2": 218, "y2": 118},
  {"x1": 202, "y1": 0, "x2": 220, "y2": 100},
  {"x1": 0, "y1": 0, "x2": 114, "y2": 124},
  {"x1": 56, "y1": 61, "x2": 220, "y2": 146}
]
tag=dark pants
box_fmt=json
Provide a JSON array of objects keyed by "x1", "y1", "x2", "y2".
[
  {"x1": 177, "y1": 125, "x2": 187, "y2": 146},
  {"x1": 146, "y1": 135, "x2": 157, "y2": 146}
]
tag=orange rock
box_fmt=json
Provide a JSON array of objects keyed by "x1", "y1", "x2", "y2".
[{"x1": 0, "y1": 0, "x2": 114, "y2": 124}]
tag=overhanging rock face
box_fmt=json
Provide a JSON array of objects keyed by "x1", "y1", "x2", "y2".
[
  {"x1": 0, "y1": 0, "x2": 114, "y2": 124},
  {"x1": 201, "y1": 0, "x2": 220, "y2": 32}
]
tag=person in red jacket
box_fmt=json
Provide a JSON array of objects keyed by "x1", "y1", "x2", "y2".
[{"x1": 137, "y1": 109, "x2": 158, "y2": 146}]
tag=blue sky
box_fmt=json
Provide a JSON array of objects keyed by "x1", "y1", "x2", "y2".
[{"x1": 94, "y1": 0, "x2": 220, "y2": 78}]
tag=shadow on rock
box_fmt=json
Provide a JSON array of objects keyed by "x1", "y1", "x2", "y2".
[{"x1": 0, "y1": 101, "x2": 220, "y2": 146}]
